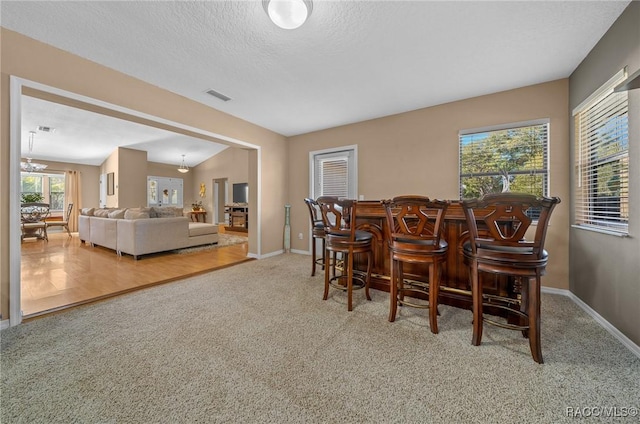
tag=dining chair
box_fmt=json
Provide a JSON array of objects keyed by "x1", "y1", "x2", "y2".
[
  {"x1": 46, "y1": 203, "x2": 74, "y2": 237},
  {"x1": 21, "y1": 202, "x2": 51, "y2": 242},
  {"x1": 461, "y1": 192, "x2": 560, "y2": 363}
]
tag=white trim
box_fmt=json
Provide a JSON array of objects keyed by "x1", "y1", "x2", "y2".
[
  {"x1": 568, "y1": 291, "x2": 640, "y2": 359},
  {"x1": 255, "y1": 249, "x2": 284, "y2": 259},
  {"x1": 9, "y1": 77, "x2": 23, "y2": 327},
  {"x1": 308, "y1": 144, "x2": 358, "y2": 198},
  {"x1": 459, "y1": 118, "x2": 550, "y2": 136},
  {"x1": 255, "y1": 148, "x2": 262, "y2": 259},
  {"x1": 9, "y1": 76, "x2": 262, "y2": 326},
  {"x1": 1, "y1": 319, "x2": 10, "y2": 331},
  {"x1": 540, "y1": 286, "x2": 570, "y2": 296},
  {"x1": 541, "y1": 286, "x2": 640, "y2": 359},
  {"x1": 290, "y1": 249, "x2": 309, "y2": 255},
  {"x1": 308, "y1": 144, "x2": 358, "y2": 254},
  {"x1": 572, "y1": 68, "x2": 627, "y2": 116},
  {"x1": 571, "y1": 224, "x2": 630, "y2": 238}
]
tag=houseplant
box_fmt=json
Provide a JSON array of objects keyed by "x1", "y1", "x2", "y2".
[{"x1": 21, "y1": 193, "x2": 44, "y2": 204}]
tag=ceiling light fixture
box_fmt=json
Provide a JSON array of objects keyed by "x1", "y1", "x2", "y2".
[
  {"x1": 21, "y1": 131, "x2": 48, "y2": 173},
  {"x1": 263, "y1": 0, "x2": 312, "y2": 30},
  {"x1": 177, "y1": 154, "x2": 189, "y2": 173}
]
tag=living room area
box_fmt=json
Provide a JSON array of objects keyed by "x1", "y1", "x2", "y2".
[{"x1": 18, "y1": 91, "x2": 255, "y2": 318}]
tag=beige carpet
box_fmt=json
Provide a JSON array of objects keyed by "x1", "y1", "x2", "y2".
[
  {"x1": 176, "y1": 233, "x2": 247, "y2": 254},
  {"x1": 1, "y1": 253, "x2": 638, "y2": 423}
]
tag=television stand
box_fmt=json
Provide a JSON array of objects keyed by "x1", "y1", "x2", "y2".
[{"x1": 224, "y1": 205, "x2": 248, "y2": 233}]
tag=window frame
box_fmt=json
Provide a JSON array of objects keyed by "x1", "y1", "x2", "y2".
[
  {"x1": 572, "y1": 68, "x2": 629, "y2": 237},
  {"x1": 458, "y1": 119, "x2": 550, "y2": 201},
  {"x1": 20, "y1": 171, "x2": 66, "y2": 212},
  {"x1": 309, "y1": 145, "x2": 358, "y2": 200}
]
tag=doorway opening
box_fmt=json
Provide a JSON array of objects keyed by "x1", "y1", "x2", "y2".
[{"x1": 9, "y1": 76, "x2": 262, "y2": 326}]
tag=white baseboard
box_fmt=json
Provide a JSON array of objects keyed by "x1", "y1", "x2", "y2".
[
  {"x1": 542, "y1": 286, "x2": 640, "y2": 359},
  {"x1": 541, "y1": 286, "x2": 570, "y2": 296},
  {"x1": 290, "y1": 249, "x2": 309, "y2": 255},
  {"x1": 253, "y1": 249, "x2": 284, "y2": 259},
  {"x1": 1, "y1": 319, "x2": 9, "y2": 330}
]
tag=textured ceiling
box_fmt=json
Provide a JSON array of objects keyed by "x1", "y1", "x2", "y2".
[{"x1": 0, "y1": 0, "x2": 632, "y2": 165}]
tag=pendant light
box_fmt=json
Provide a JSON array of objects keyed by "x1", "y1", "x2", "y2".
[
  {"x1": 21, "y1": 131, "x2": 48, "y2": 173},
  {"x1": 177, "y1": 154, "x2": 189, "y2": 173}
]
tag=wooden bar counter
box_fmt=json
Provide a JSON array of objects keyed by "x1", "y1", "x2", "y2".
[{"x1": 352, "y1": 201, "x2": 518, "y2": 314}]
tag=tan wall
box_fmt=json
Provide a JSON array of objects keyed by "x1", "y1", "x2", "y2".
[
  {"x1": 101, "y1": 149, "x2": 119, "y2": 207},
  {"x1": 0, "y1": 28, "x2": 288, "y2": 320},
  {"x1": 116, "y1": 147, "x2": 147, "y2": 208},
  {"x1": 148, "y1": 161, "x2": 196, "y2": 181},
  {"x1": 289, "y1": 79, "x2": 570, "y2": 290},
  {"x1": 192, "y1": 147, "x2": 249, "y2": 224},
  {"x1": 569, "y1": 1, "x2": 640, "y2": 346}
]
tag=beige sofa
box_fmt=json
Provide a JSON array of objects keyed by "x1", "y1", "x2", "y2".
[{"x1": 79, "y1": 207, "x2": 218, "y2": 259}]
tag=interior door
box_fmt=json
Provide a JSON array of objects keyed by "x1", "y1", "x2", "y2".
[{"x1": 99, "y1": 173, "x2": 107, "y2": 208}]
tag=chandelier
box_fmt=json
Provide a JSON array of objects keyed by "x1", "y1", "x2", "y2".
[
  {"x1": 21, "y1": 131, "x2": 47, "y2": 173},
  {"x1": 177, "y1": 154, "x2": 189, "y2": 173}
]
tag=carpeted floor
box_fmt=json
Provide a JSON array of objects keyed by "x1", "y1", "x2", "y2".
[
  {"x1": 176, "y1": 233, "x2": 247, "y2": 254},
  {"x1": 1, "y1": 253, "x2": 638, "y2": 423}
]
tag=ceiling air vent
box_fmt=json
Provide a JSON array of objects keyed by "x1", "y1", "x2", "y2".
[
  {"x1": 37, "y1": 126, "x2": 56, "y2": 133},
  {"x1": 204, "y1": 88, "x2": 232, "y2": 102}
]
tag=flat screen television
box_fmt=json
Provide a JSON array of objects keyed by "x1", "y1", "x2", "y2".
[{"x1": 232, "y1": 183, "x2": 248, "y2": 204}]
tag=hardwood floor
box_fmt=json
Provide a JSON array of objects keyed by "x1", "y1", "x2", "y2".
[{"x1": 20, "y1": 227, "x2": 251, "y2": 318}]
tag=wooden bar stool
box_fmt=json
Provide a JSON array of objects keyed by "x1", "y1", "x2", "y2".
[
  {"x1": 461, "y1": 192, "x2": 560, "y2": 363},
  {"x1": 316, "y1": 197, "x2": 372, "y2": 311},
  {"x1": 383, "y1": 196, "x2": 449, "y2": 334},
  {"x1": 304, "y1": 197, "x2": 329, "y2": 276}
]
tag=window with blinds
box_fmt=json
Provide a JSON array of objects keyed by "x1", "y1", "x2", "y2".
[
  {"x1": 310, "y1": 147, "x2": 357, "y2": 199},
  {"x1": 573, "y1": 69, "x2": 629, "y2": 234},
  {"x1": 459, "y1": 120, "x2": 549, "y2": 201}
]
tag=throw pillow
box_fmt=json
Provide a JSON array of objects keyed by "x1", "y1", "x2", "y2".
[
  {"x1": 80, "y1": 207, "x2": 95, "y2": 216},
  {"x1": 124, "y1": 209, "x2": 150, "y2": 220},
  {"x1": 93, "y1": 208, "x2": 112, "y2": 218},
  {"x1": 107, "y1": 209, "x2": 127, "y2": 219}
]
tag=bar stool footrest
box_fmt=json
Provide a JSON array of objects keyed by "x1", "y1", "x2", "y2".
[
  {"x1": 329, "y1": 274, "x2": 366, "y2": 291},
  {"x1": 482, "y1": 302, "x2": 529, "y2": 331}
]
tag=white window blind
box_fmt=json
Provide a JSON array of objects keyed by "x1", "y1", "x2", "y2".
[
  {"x1": 317, "y1": 157, "x2": 348, "y2": 197},
  {"x1": 310, "y1": 147, "x2": 357, "y2": 199},
  {"x1": 574, "y1": 70, "x2": 629, "y2": 234},
  {"x1": 459, "y1": 120, "x2": 549, "y2": 200}
]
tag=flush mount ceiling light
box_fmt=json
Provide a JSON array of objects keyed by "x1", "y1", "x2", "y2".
[
  {"x1": 21, "y1": 131, "x2": 48, "y2": 173},
  {"x1": 263, "y1": 0, "x2": 312, "y2": 30},
  {"x1": 177, "y1": 154, "x2": 189, "y2": 173}
]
